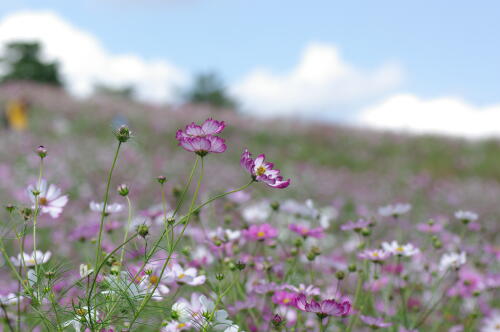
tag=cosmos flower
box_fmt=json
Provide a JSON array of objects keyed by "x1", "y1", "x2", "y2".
[
  {"x1": 240, "y1": 149, "x2": 290, "y2": 189},
  {"x1": 11, "y1": 251, "x2": 51, "y2": 267},
  {"x1": 481, "y1": 313, "x2": 500, "y2": 332},
  {"x1": 0, "y1": 293, "x2": 23, "y2": 305},
  {"x1": 358, "y1": 249, "x2": 390, "y2": 263},
  {"x1": 176, "y1": 119, "x2": 227, "y2": 155},
  {"x1": 164, "y1": 263, "x2": 206, "y2": 286},
  {"x1": 294, "y1": 293, "x2": 352, "y2": 318},
  {"x1": 27, "y1": 179, "x2": 68, "y2": 218},
  {"x1": 360, "y1": 315, "x2": 393, "y2": 328},
  {"x1": 244, "y1": 223, "x2": 278, "y2": 241},
  {"x1": 439, "y1": 252, "x2": 467, "y2": 271},
  {"x1": 454, "y1": 210, "x2": 478, "y2": 223},
  {"x1": 382, "y1": 241, "x2": 420, "y2": 257},
  {"x1": 90, "y1": 201, "x2": 123, "y2": 215},
  {"x1": 340, "y1": 219, "x2": 371, "y2": 232},
  {"x1": 284, "y1": 284, "x2": 320, "y2": 297},
  {"x1": 63, "y1": 306, "x2": 99, "y2": 332},
  {"x1": 272, "y1": 291, "x2": 298, "y2": 306},
  {"x1": 378, "y1": 203, "x2": 411, "y2": 217},
  {"x1": 289, "y1": 224, "x2": 324, "y2": 238}
]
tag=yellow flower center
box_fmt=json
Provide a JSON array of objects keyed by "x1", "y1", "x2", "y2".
[
  {"x1": 257, "y1": 231, "x2": 265, "y2": 237},
  {"x1": 76, "y1": 308, "x2": 87, "y2": 316},
  {"x1": 283, "y1": 298, "x2": 290, "y2": 304},
  {"x1": 39, "y1": 197, "x2": 48, "y2": 206},
  {"x1": 396, "y1": 247, "x2": 404, "y2": 252},
  {"x1": 149, "y1": 275, "x2": 159, "y2": 285},
  {"x1": 256, "y1": 166, "x2": 267, "y2": 176},
  {"x1": 178, "y1": 273, "x2": 185, "y2": 279},
  {"x1": 178, "y1": 323, "x2": 187, "y2": 328},
  {"x1": 373, "y1": 252, "x2": 379, "y2": 257}
]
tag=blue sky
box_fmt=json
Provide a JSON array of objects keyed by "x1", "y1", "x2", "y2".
[{"x1": 1, "y1": 1, "x2": 500, "y2": 136}]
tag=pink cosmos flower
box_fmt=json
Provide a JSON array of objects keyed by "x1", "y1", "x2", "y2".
[
  {"x1": 340, "y1": 219, "x2": 371, "y2": 232},
  {"x1": 240, "y1": 149, "x2": 290, "y2": 189},
  {"x1": 244, "y1": 223, "x2": 278, "y2": 241},
  {"x1": 294, "y1": 293, "x2": 351, "y2": 318},
  {"x1": 360, "y1": 315, "x2": 393, "y2": 328},
  {"x1": 358, "y1": 249, "x2": 390, "y2": 263},
  {"x1": 272, "y1": 291, "x2": 298, "y2": 306},
  {"x1": 176, "y1": 119, "x2": 227, "y2": 156},
  {"x1": 289, "y1": 224, "x2": 324, "y2": 238}
]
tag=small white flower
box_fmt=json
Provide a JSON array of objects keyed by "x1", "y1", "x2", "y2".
[
  {"x1": 439, "y1": 252, "x2": 467, "y2": 271},
  {"x1": 241, "y1": 201, "x2": 271, "y2": 223},
  {"x1": 161, "y1": 321, "x2": 191, "y2": 332},
  {"x1": 454, "y1": 210, "x2": 478, "y2": 222},
  {"x1": 11, "y1": 251, "x2": 51, "y2": 267},
  {"x1": 27, "y1": 179, "x2": 68, "y2": 218},
  {"x1": 79, "y1": 264, "x2": 94, "y2": 278},
  {"x1": 172, "y1": 301, "x2": 191, "y2": 323},
  {"x1": 382, "y1": 241, "x2": 420, "y2": 257},
  {"x1": 89, "y1": 201, "x2": 123, "y2": 214},
  {"x1": 63, "y1": 306, "x2": 99, "y2": 332},
  {"x1": 378, "y1": 203, "x2": 411, "y2": 217}
]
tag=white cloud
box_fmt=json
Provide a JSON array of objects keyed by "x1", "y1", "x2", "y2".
[
  {"x1": 231, "y1": 43, "x2": 402, "y2": 118},
  {"x1": 0, "y1": 10, "x2": 187, "y2": 103},
  {"x1": 357, "y1": 94, "x2": 500, "y2": 138}
]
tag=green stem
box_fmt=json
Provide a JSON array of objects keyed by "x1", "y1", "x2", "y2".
[
  {"x1": 32, "y1": 158, "x2": 43, "y2": 300},
  {"x1": 95, "y1": 141, "x2": 122, "y2": 269},
  {"x1": 119, "y1": 196, "x2": 133, "y2": 264}
]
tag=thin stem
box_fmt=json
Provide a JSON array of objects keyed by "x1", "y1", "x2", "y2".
[
  {"x1": 95, "y1": 141, "x2": 122, "y2": 269},
  {"x1": 32, "y1": 158, "x2": 43, "y2": 300},
  {"x1": 119, "y1": 196, "x2": 133, "y2": 264}
]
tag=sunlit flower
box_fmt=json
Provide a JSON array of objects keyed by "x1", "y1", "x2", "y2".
[
  {"x1": 63, "y1": 306, "x2": 99, "y2": 332},
  {"x1": 439, "y1": 252, "x2": 467, "y2": 271},
  {"x1": 382, "y1": 241, "x2": 420, "y2": 257},
  {"x1": 378, "y1": 203, "x2": 411, "y2": 217},
  {"x1": 244, "y1": 223, "x2": 278, "y2": 241},
  {"x1": 79, "y1": 263, "x2": 94, "y2": 278},
  {"x1": 240, "y1": 149, "x2": 290, "y2": 188},
  {"x1": 11, "y1": 250, "x2": 51, "y2": 267},
  {"x1": 176, "y1": 119, "x2": 227, "y2": 155},
  {"x1": 481, "y1": 313, "x2": 500, "y2": 332},
  {"x1": 27, "y1": 179, "x2": 68, "y2": 218}
]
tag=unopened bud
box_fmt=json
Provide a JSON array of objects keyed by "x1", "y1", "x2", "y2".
[
  {"x1": 5, "y1": 204, "x2": 15, "y2": 213},
  {"x1": 36, "y1": 145, "x2": 47, "y2": 159},
  {"x1": 114, "y1": 125, "x2": 132, "y2": 143},
  {"x1": 235, "y1": 261, "x2": 246, "y2": 271},
  {"x1": 136, "y1": 224, "x2": 149, "y2": 238},
  {"x1": 216, "y1": 273, "x2": 225, "y2": 281},
  {"x1": 157, "y1": 176, "x2": 167, "y2": 185},
  {"x1": 336, "y1": 271, "x2": 345, "y2": 280},
  {"x1": 117, "y1": 184, "x2": 129, "y2": 196},
  {"x1": 270, "y1": 201, "x2": 280, "y2": 211}
]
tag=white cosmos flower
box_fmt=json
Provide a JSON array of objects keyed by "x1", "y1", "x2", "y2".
[
  {"x1": 382, "y1": 241, "x2": 420, "y2": 257},
  {"x1": 378, "y1": 203, "x2": 411, "y2": 217},
  {"x1": 242, "y1": 201, "x2": 271, "y2": 223},
  {"x1": 161, "y1": 321, "x2": 191, "y2": 332},
  {"x1": 164, "y1": 264, "x2": 206, "y2": 286},
  {"x1": 481, "y1": 313, "x2": 500, "y2": 332},
  {"x1": 454, "y1": 210, "x2": 478, "y2": 222},
  {"x1": 439, "y1": 252, "x2": 467, "y2": 271},
  {"x1": 63, "y1": 306, "x2": 99, "y2": 332},
  {"x1": 89, "y1": 201, "x2": 123, "y2": 214},
  {"x1": 79, "y1": 264, "x2": 94, "y2": 278},
  {"x1": 11, "y1": 251, "x2": 51, "y2": 267},
  {"x1": 27, "y1": 179, "x2": 68, "y2": 218}
]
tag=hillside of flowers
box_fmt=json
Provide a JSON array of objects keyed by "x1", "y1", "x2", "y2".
[{"x1": 0, "y1": 82, "x2": 499, "y2": 332}]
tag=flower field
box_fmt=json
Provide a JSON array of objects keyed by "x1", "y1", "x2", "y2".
[{"x1": 0, "y1": 82, "x2": 499, "y2": 331}]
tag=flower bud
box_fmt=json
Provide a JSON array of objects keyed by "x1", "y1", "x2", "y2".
[
  {"x1": 336, "y1": 270, "x2": 345, "y2": 280},
  {"x1": 235, "y1": 260, "x2": 246, "y2": 271},
  {"x1": 348, "y1": 264, "x2": 357, "y2": 273},
  {"x1": 5, "y1": 204, "x2": 15, "y2": 213},
  {"x1": 216, "y1": 273, "x2": 225, "y2": 281},
  {"x1": 136, "y1": 224, "x2": 149, "y2": 238},
  {"x1": 361, "y1": 228, "x2": 371, "y2": 237},
  {"x1": 272, "y1": 314, "x2": 284, "y2": 328},
  {"x1": 36, "y1": 145, "x2": 47, "y2": 159},
  {"x1": 117, "y1": 184, "x2": 129, "y2": 196},
  {"x1": 172, "y1": 186, "x2": 182, "y2": 199},
  {"x1": 157, "y1": 176, "x2": 167, "y2": 185},
  {"x1": 114, "y1": 125, "x2": 132, "y2": 143},
  {"x1": 167, "y1": 217, "x2": 176, "y2": 226},
  {"x1": 270, "y1": 201, "x2": 280, "y2": 211}
]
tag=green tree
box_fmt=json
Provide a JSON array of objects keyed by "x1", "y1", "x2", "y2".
[
  {"x1": 0, "y1": 41, "x2": 63, "y2": 86},
  {"x1": 183, "y1": 72, "x2": 237, "y2": 109}
]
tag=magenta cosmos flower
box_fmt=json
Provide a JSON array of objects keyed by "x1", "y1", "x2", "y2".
[
  {"x1": 244, "y1": 223, "x2": 278, "y2": 241},
  {"x1": 294, "y1": 294, "x2": 351, "y2": 319},
  {"x1": 289, "y1": 224, "x2": 324, "y2": 238},
  {"x1": 240, "y1": 149, "x2": 290, "y2": 188},
  {"x1": 176, "y1": 118, "x2": 227, "y2": 156}
]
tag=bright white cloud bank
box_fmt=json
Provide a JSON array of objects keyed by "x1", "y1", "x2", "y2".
[
  {"x1": 232, "y1": 43, "x2": 402, "y2": 117},
  {"x1": 0, "y1": 11, "x2": 187, "y2": 103},
  {"x1": 357, "y1": 94, "x2": 500, "y2": 138}
]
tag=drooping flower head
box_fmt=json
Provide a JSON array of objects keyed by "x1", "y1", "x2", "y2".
[
  {"x1": 240, "y1": 149, "x2": 290, "y2": 189},
  {"x1": 294, "y1": 293, "x2": 352, "y2": 319},
  {"x1": 176, "y1": 119, "x2": 227, "y2": 156},
  {"x1": 27, "y1": 179, "x2": 68, "y2": 218}
]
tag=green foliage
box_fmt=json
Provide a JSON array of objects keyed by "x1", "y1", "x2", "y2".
[
  {"x1": 182, "y1": 72, "x2": 237, "y2": 109},
  {"x1": 0, "y1": 41, "x2": 62, "y2": 86},
  {"x1": 94, "y1": 83, "x2": 135, "y2": 99}
]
